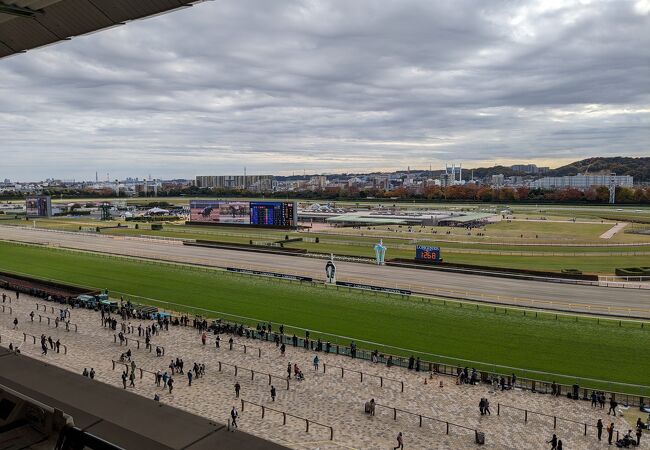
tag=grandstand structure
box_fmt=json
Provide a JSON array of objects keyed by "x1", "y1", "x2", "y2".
[{"x1": 0, "y1": 0, "x2": 209, "y2": 59}]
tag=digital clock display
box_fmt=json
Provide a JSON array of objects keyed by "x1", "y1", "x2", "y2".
[{"x1": 415, "y1": 245, "x2": 441, "y2": 262}]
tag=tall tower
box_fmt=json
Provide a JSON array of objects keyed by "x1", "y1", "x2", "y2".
[{"x1": 609, "y1": 173, "x2": 616, "y2": 204}]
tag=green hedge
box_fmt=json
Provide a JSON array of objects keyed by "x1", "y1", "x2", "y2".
[
  {"x1": 615, "y1": 267, "x2": 650, "y2": 276},
  {"x1": 125, "y1": 216, "x2": 178, "y2": 222}
]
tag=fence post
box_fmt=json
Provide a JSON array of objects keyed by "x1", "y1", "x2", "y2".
[
  {"x1": 360, "y1": 372, "x2": 363, "y2": 383},
  {"x1": 323, "y1": 363, "x2": 326, "y2": 373},
  {"x1": 244, "y1": 345, "x2": 247, "y2": 354},
  {"x1": 218, "y1": 361, "x2": 222, "y2": 372},
  {"x1": 112, "y1": 360, "x2": 115, "y2": 370},
  {"x1": 419, "y1": 415, "x2": 422, "y2": 427},
  {"x1": 341, "y1": 367, "x2": 344, "y2": 378},
  {"x1": 525, "y1": 410, "x2": 528, "y2": 423},
  {"x1": 251, "y1": 370, "x2": 254, "y2": 381},
  {"x1": 286, "y1": 379, "x2": 289, "y2": 390},
  {"x1": 240, "y1": 399, "x2": 244, "y2": 412},
  {"x1": 261, "y1": 406, "x2": 265, "y2": 419},
  {"x1": 380, "y1": 377, "x2": 383, "y2": 387},
  {"x1": 258, "y1": 348, "x2": 261, "y2": 358},
  {"x1": 401, "y1": 381, "x2": 404, "y2": 393},
  {"x1": 268, "y1": 374, "x2": 272, "y2": 385},
  {"x1": 584, "y1": 423, "x2": 587, "y2": 436},
  {"x1": 63, "y1": 345, "x2": 67, "y2": 355},
  {"x1": 554, "y1": 416, "x2": 556, "y2": 429},
  {"x1": 446, "y1": 422, "x2": 449, "y2": 435},
  {"x1": 497, "y1": 403, "x2": 500, "y2": 416},
  {"x1": 330, "y1": 427, "x2": 334, "y2": 441},
  {"x1": 139, "y1": 368, "x2": 143, "y2": 379},
  {"x1": 306, "y1": 419, "x2": 309, "y2": 433},
  {"x1": 235, "y1": 366, "x2": 238, "y2": 376},
  {"x1": 393, "y1": 408, "x2": 397, "y2": 420},
  {"x1": 283, "y1": 412, "x2": 287, "y2": 425}
]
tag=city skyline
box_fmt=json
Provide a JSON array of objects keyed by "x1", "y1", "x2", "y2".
[{"x1": 1, "y1": 0, "x2": 649, "y2": 180}]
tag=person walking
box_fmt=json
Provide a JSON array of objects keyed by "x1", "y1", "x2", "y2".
[
  {"x1": 234, "y1": 382, "x2": 241, "y2": 398},
  {"x1": 608, "y1": 397, "x2": 618, "y2": 416},
  {"x1": 121, "y1": 371, "x2": 127, "y2": 389},
  {"x1": 129, "y1": 370, "x2": 136, "y2": 387},
  {"x1": 188, "y1": 370, "x2": 193, "y2": 386},
  {"x1": 597, "y1": 419, "x2": 603, "y2": 441},
  {"x1": 230, "y1": 407, "x2": 238, "y2": 430},
  {"x1": 607, "y1": 423, "x2": 614, "y2": 445},
  {"x1": 547, "y1": 434, "x2": 557, "y2": 450},
  {"x1": 393, "y1": 432, "x2": 404, "y2": 450},
  {"x1": 591, "y1": 391, "x2": 598, "y2": 408},
  {"x1": 12, "y1": 317, "x2": 18, "y2": 329},
  {"x1": 637, "y1": 425, "x2": 643, "y2": 446},
  {"x1": 313, "y1": 355, "x2": 319, "y2": 371},
  {"x1": 89, "y1": 368, "x2": 95, "y2": 379},
  {"x1": 287, "y1": 362, "x2": 292, "y2": 379},
  {"x1": 270, "y1": 385, "x2": 276, "y2": 402},
  {"x1": 167, "y1": 376, "x2": 174, "y2": 394},
  {"x1": 556, "y1": 439, "x2": 563, "y2": 450},
  {"x1": 215, "y1": 335, "x2": 220, "y2": 348}
]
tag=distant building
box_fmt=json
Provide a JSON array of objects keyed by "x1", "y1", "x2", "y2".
[
  {"x1": 511, "y1": 164, "x2": 550, "y2": 174},
  {"x1": 195, "y1": 175, "x2": 273, "y2": 191},
  {"x1": 529, "y1": 174, "x2": 633, "y2": 190},
  {"x1": 440, "y1": 163, "x2": 463, "y2": 187},
  {"x1": 309, "y1": 175, "x2": 327, "y2": 190},
  {"x1": 491, "y1": 174, "x2": 505, "y2": 186}
]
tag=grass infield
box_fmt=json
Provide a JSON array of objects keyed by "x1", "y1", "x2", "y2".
[{"x1": 0, "y1": 240, "x2": 648, "y2": 392}]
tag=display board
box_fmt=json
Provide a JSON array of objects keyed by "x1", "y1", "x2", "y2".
[
  {"x1": 189, "y1": 200, "x2": 296, "y2": 228},
  {"x1": 25, "y1": 196, "x2": 52, "y2": 217},
  {"x1": 415, "y1": 245, "x2": 441, "y2": 262}
]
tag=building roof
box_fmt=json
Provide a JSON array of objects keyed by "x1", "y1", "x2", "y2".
[
  {"x1": 437, "y1": 212, "x2": 494, "y2": 223},
  {"x1": 0, "y1": 348, "x2": 288, "y2": 450},
  {"x1": 0, "y1": 0, "x2": 207, "y2": 59},
  {"x1": 325, "y1": 214, "x2": 408, "y2": 225}
]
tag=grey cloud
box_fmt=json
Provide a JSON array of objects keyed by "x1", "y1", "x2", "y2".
[{"x1": 0, "y1": 0, "x2": 648, "y2": 180}]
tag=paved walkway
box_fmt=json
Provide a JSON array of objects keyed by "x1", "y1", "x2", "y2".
[
  {"x1": 600, "y1": 223, "x2": 628, "y2": 239},
  {"x1": 0, "y1": 289, "x2": 646, "y2": 450}
]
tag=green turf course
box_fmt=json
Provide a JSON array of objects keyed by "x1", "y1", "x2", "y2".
[{"x1": 0, "y1": 240, "x2": 648, "y2": 393}]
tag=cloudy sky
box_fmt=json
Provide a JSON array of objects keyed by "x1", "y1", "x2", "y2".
[{"x1": 0, "y1": 0, "x2": 648, "y2": 181}]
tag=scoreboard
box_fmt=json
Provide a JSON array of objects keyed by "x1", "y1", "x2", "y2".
[
  {"x1": 250, "y1": 202, "x2": 295, "y2": 227},
  {"x1": 415, "y1": 245, "x2": 442, "y2": 262},
  {"x1": 189, "y1": 200, "x2": 297, "y2": 228}
]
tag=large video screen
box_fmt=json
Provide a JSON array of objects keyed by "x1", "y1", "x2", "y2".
[
  {"x1": 189, "y1": 200, "x2": 296, "y2": 227},
  {"x1": 25, "y1": 196, "x2": 52, "y2": 217}
]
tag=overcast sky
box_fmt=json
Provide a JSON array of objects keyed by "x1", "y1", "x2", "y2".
[{"x1": 0, "y1": 0, "x2": 648, "y2": 181}]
